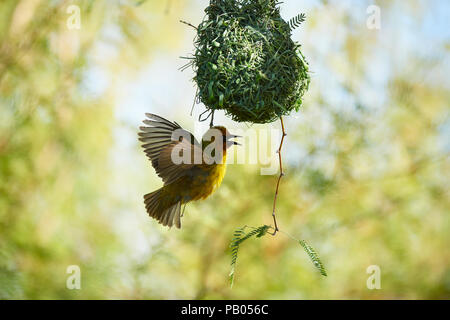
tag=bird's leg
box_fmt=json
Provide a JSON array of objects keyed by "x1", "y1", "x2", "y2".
[
  {"x1": 181, "y1": 203, "x2": 187, "y2": 217},
  {"x1": 270, "y1": 116, "x2": 286, "y2": 236},
  {"x1": 209, "y1": 110, "x2": 215, "y2": 128}
]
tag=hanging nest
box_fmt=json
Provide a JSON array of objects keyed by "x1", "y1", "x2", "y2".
[{"x1": 189, "y1": 0, "x2": 310, "y2": 124}]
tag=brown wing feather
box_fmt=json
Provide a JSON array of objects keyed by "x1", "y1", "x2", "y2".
[
  {"x1": 157, "y1": 139, "x2": 204, "y2": 185},
  {"x1": 139, "y1": 113, "x2": 201, "y2": 184}
]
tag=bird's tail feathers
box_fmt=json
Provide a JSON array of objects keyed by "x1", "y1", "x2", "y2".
[{"x1": 144, "y1": 189, "x2": 182, "y2": 229}]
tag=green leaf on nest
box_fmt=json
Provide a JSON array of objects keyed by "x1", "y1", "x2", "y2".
[{"x1": 289, "y1": 13, "x2": 306, "y2": 31}]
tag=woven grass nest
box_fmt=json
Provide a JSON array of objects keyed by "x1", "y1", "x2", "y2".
[{"x1": 189, "y1": 0, "x2": 310, "y2": 124}]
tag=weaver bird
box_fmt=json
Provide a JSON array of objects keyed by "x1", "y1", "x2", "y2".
[{"x1": 139, "y1": 113, "x2": 240, "y2": 229}]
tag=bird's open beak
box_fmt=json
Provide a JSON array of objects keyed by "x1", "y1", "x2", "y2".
[{"x1": 228, "y1": 134, "x2": 242, "y2": 146}]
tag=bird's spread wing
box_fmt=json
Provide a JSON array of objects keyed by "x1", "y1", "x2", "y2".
[{"x1": 139, "y1": 113, "x2": 202, "y2": 185}]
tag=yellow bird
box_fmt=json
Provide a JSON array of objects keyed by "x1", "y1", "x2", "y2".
[{"x1": 139, "y1": 113, "x2": 240, "y2": 229}]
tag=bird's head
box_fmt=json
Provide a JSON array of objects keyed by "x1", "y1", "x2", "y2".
[{"x1": 203, "y1": 126, "x2": 241, "y2": 151}]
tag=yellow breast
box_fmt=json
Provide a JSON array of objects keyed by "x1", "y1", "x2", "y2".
[{"x1": 193, "y1": 155, "x2": 227, "y2": 200}]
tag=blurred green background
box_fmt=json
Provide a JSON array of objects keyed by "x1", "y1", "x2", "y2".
[{"x1": 0, "y1": 0, "x2": 449, "y2": 299}]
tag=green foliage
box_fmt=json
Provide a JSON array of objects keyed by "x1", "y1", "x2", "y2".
[
  {"x1": 229, "y1": 225, "x2": 270, "y2": 287},
  {"x1": 0, "y1": 0, "x2": 188, "y2": 300},
  {"x1": 229, "y1": 225, "x2": 327, "y2": 287},
  {"x1": 298, "y1": 240, "x2": 327, "y2": 277},
  {"x1": 288, "y1": 13, "x2": 306, "y2": 31},
  {"x1": 190, "y1": 0, "x2": 310, "y2": 124},
  {"x1": 305, "y1": 169, "x2": 335, "y2": 195}
]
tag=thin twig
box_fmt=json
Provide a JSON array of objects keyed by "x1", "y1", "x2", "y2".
[
  {"x1": 270, "y1": 116, "x2": 286, "y2": 236},
  {"x1": 190, "y1": 87, "x2": 199, "y2": 116},
  {"x1": 180, "y1": 20, "x2": 197, "y2": 30}
]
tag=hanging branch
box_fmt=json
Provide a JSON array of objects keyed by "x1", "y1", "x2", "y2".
[
  {"x1": 227, "y1": 108, "x2": 329, "y2": 287},
  {"x1": 270, "y1": 116, "x2": 286, "y2": 236}
]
